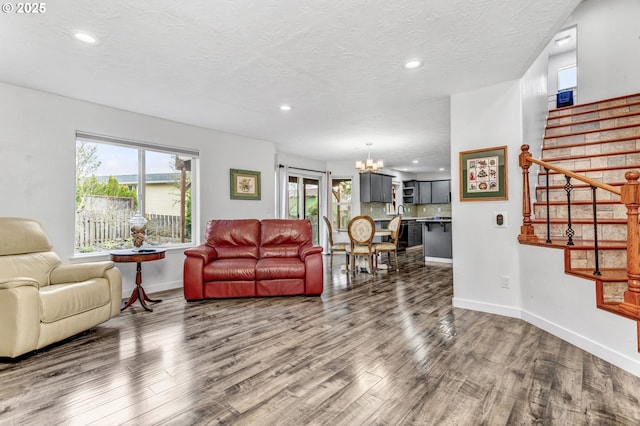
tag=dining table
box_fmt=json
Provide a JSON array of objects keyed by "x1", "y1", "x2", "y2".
[
  {"x1": 336, "y1": 221, "x2": 391, "y2": 272},
  {"x1": 375, "y1": 229, "x2": 391, "y2": 237}
]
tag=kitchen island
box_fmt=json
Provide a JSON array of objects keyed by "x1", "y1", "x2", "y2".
[{"x1": 417, "y1": 217, "x2": 452, "y2": 263}]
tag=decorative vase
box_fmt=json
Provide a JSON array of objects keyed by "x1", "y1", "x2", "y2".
[{"x1": 129, "y1": 213, "x2": 147, "y2": 248}]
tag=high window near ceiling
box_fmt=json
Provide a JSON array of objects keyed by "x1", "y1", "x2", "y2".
[
  {"x1": 75, "y1": 132, "x2": 198, "y2": 255},
  {"x1": 558, "y1": 64, "x2": 577, "y2": 91}
]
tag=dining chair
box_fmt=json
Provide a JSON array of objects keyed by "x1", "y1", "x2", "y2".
[
  {"x1": 345, "y1": 215, "x2": 376, "y2": 275},
  {"x1": 374, "y1": 215, "x2": 402, "y2": 271},
  {"x1": 323, "y1": 215, "x2": 347, "y2": 269}
]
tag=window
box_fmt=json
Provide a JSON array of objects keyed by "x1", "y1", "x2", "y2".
[
  {"x1": 558, "y1": 64, "x2": 577, "y2": 90},
  {"x1": 331, "y1": 178, "x2": 352, "y2": 230},
  {"x1": 75, "y1": 132, "x2": 198, "y2": 254}
]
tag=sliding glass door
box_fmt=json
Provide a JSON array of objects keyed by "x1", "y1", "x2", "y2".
[{"x1": 288, "y1": 175, "x2": 320, "y2": 244}]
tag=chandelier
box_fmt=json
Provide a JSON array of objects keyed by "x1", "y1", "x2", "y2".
[{"x1": 355, "y1": 143, "x2": 384, "y2": 173}]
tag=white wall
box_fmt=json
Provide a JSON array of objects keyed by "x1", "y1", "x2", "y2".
[
  {"x1": 523, "y1": 47, "x2": 551, "y2": 157},
  {"x1": 520, "y1": 245, "x2": 640, "y2": 376},
  {"x1": 416, "y1": 172, "x2": 452, "y2": 180},
  {"x1": 567, "y1": 0, "x2": 640, "y2": 103},
  {"x1": 277, "y1": 152, "x2": 327, "y2": 174},
  {"x1": 450, "y1": 79, "x2": 523, "y2": 317},
  {"x1": 0, "y1": 82, "x2": 277, "y2": 297}
]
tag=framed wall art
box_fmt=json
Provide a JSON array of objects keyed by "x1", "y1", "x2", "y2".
[
  {"x1": 230, "y1": 168, "x2": 261, "y2": 200},
  {"x1": 459, "y1": 146, "x2": 508, "y2": 202}
]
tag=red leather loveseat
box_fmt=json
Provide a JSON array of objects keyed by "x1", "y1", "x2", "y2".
[{"x1": 183, "y1": 219, "x2": 324, "y2": 300}]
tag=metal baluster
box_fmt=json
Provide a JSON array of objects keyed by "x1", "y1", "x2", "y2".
[
  {"x1": 591, "y1": 185, "x2": 601, "y2": 276},
  {"x1": 545, "y1": 167, "x2": 551, "y2": 243},
  {"x1": 564, "y1": 175, "x2": 575, "y2": 246}
]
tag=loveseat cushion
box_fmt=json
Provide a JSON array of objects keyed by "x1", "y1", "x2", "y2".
[
  {"x1": 204, "y1": 258, "x2": 257, "y2": 281},
  {"x1": 256, "y1": 258, "x2": 305, "y2": 280},
  {"x1": 205, "y1": 219, "x2": 260, "y2": 259},
  {"x1": 260, "y1": 219, "x2": 312, "y2": 258},
  {"x1": 39, "y1": 278, "x2": 111, "y2": 323}
]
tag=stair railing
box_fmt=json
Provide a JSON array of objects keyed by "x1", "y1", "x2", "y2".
[{"x1": 519, "y1": 144, "x2": 640, "y2": 319}]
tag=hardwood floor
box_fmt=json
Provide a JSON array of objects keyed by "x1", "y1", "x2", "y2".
[{"x1": 2, "y1": 248, "x2": 640, "y2": 425}]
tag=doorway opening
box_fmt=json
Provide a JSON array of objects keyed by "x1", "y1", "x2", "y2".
[{"x1": 548, "y1": 25, "x2": 577, "y2": 109}]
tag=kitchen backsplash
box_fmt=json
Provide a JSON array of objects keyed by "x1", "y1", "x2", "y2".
[
  {"x1": 413, "y1": 203, "x2": 452, "y2": 217},
  {"x1": 361, "y1": 203, "x2": 451, "y2": 218}
]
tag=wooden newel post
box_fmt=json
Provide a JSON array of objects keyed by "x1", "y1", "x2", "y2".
[
  {"x1": 518, "y1": 144, "x2": 537, "y2": 242},
  {"x1": 619, "y1": 170, "x2": 640, "y2": 320}
]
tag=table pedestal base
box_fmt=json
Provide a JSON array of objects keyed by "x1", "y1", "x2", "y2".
[
  {"x1": 120, "y1": 260, "x2": 162, "y2": 312},
  {"x1": 121, "y1": 283, "x2": 162, "y2": 312}
]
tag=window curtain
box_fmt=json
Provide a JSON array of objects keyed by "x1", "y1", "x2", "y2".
[
  {"x1": 321, "y1": 170, "x2": 332, "y2": 252},
  {"x1": 277, "y1": 165, "x2": 289, "y2": 219}
]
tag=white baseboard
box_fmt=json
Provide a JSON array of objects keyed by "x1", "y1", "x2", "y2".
[
  {"x1": 521, "y1": 309, "x2": 640, "y2": 377},
  {"x1": 425, "y1": 256, "x2": 453, "y2": 264},
  {"x1": 121, "y1": 280, "x2": 182, "y2": 299},
  {"x1": 453, "y1": 297, "x2": 640, "y2": 377},
  {"x1": 452, "y1": 297, "x2": 521, "y2": 318}
]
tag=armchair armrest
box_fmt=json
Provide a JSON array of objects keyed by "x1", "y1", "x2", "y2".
[
  {"x1": 184, "y1": 244, "x2": 217, "y2": 264},
  {"x1": 0, "y1": 277, "x2": 39, "y2": 290},
  {"x1": 50, "y1": 261, "x2": 115, "y2": 284},
  {"x1": 299, "y1": 245, "x2": 323, "y2": 260}
]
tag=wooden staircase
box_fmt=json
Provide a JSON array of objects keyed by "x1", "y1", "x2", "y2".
[{"x1": 518, "y1": 92, "x2": 640, "y2": 349}]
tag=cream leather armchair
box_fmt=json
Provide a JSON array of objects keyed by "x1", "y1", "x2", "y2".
[{"x1": 0, "y1": 217, "x2": 122, "y2": 358}]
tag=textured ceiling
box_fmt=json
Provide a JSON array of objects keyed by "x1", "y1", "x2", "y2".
[{"x1": 0, "y1": 0, "x2": 581, "y2": 173}]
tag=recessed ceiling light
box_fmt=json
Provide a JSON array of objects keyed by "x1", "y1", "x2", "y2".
[
  {"x1": 439, "y1": 167, "x2": 445, "y2": 171},
  {"x1": 280, "y1": 104, "x2": 293, "y2": 111},
  {"x1": 404, "y1": 59, "x2": 422, "y2": 69},
  {"x1": 412, "y1": 160, "x2": 419, "y2": 164},
  {"x1": 74, "y1": 32, "x2": 98, "y2": 44},
  {"x1": 555, "y1": 35, "x2": 571, "y2": 45}
]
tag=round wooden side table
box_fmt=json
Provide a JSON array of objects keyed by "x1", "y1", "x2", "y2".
[{"x1": 110, "y1": 248, "x2": 166, "y2": 312}]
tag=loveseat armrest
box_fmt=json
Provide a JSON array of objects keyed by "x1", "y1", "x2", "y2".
[
  {"x1": 50, "y1": 261, "x2": 115, "y2": 284},
  {"x1": 184, "y1": 245, "x2": 217, "y2": 301},
  {"x1": 299, "y1": 244, "x2": 323, "y2": 261},
  {"x1": 0, "y1": 277, "x2": 39, "y2": 290},
  {"x1": 184, "y1": 244, "x2": 217, "y2": 264},
  {"x1": 300, "y1": 245, "x2": 324, "y2": 295}
]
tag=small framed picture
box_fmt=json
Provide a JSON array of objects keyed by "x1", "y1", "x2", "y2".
[
  {"x1": 230, "y1": 168, "x2": 261, "y2": 200},
  {"x1": 459, "y1": 146, "x2": 508, "y2": 201}
]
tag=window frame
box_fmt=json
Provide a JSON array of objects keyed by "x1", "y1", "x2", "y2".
[{"x1": 74, "y1": 131, "x2": 199, "y2": 255}]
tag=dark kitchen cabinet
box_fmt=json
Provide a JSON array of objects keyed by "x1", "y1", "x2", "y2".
[
  {"x1": 360, "y1": 172, "x2": 393, "y2": 203},
  {"x1": 399, "y1": 220, "x2": 422, "y2": 248},
  {"x1": 402, "y1": 180, "x2": 419, "y2": 204},
  {"x1": 408, "y1": 220, "x2": 422, "y2": 247},
  {"x1": 404, "y1": 179, "x2": 451, "y2": 204},
  {"x1": 418, "y1": 181, "x2": 432, "y2": 204},
  {"x1": 431, "y1": 180, "x2": 451, "y2": 203}
]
